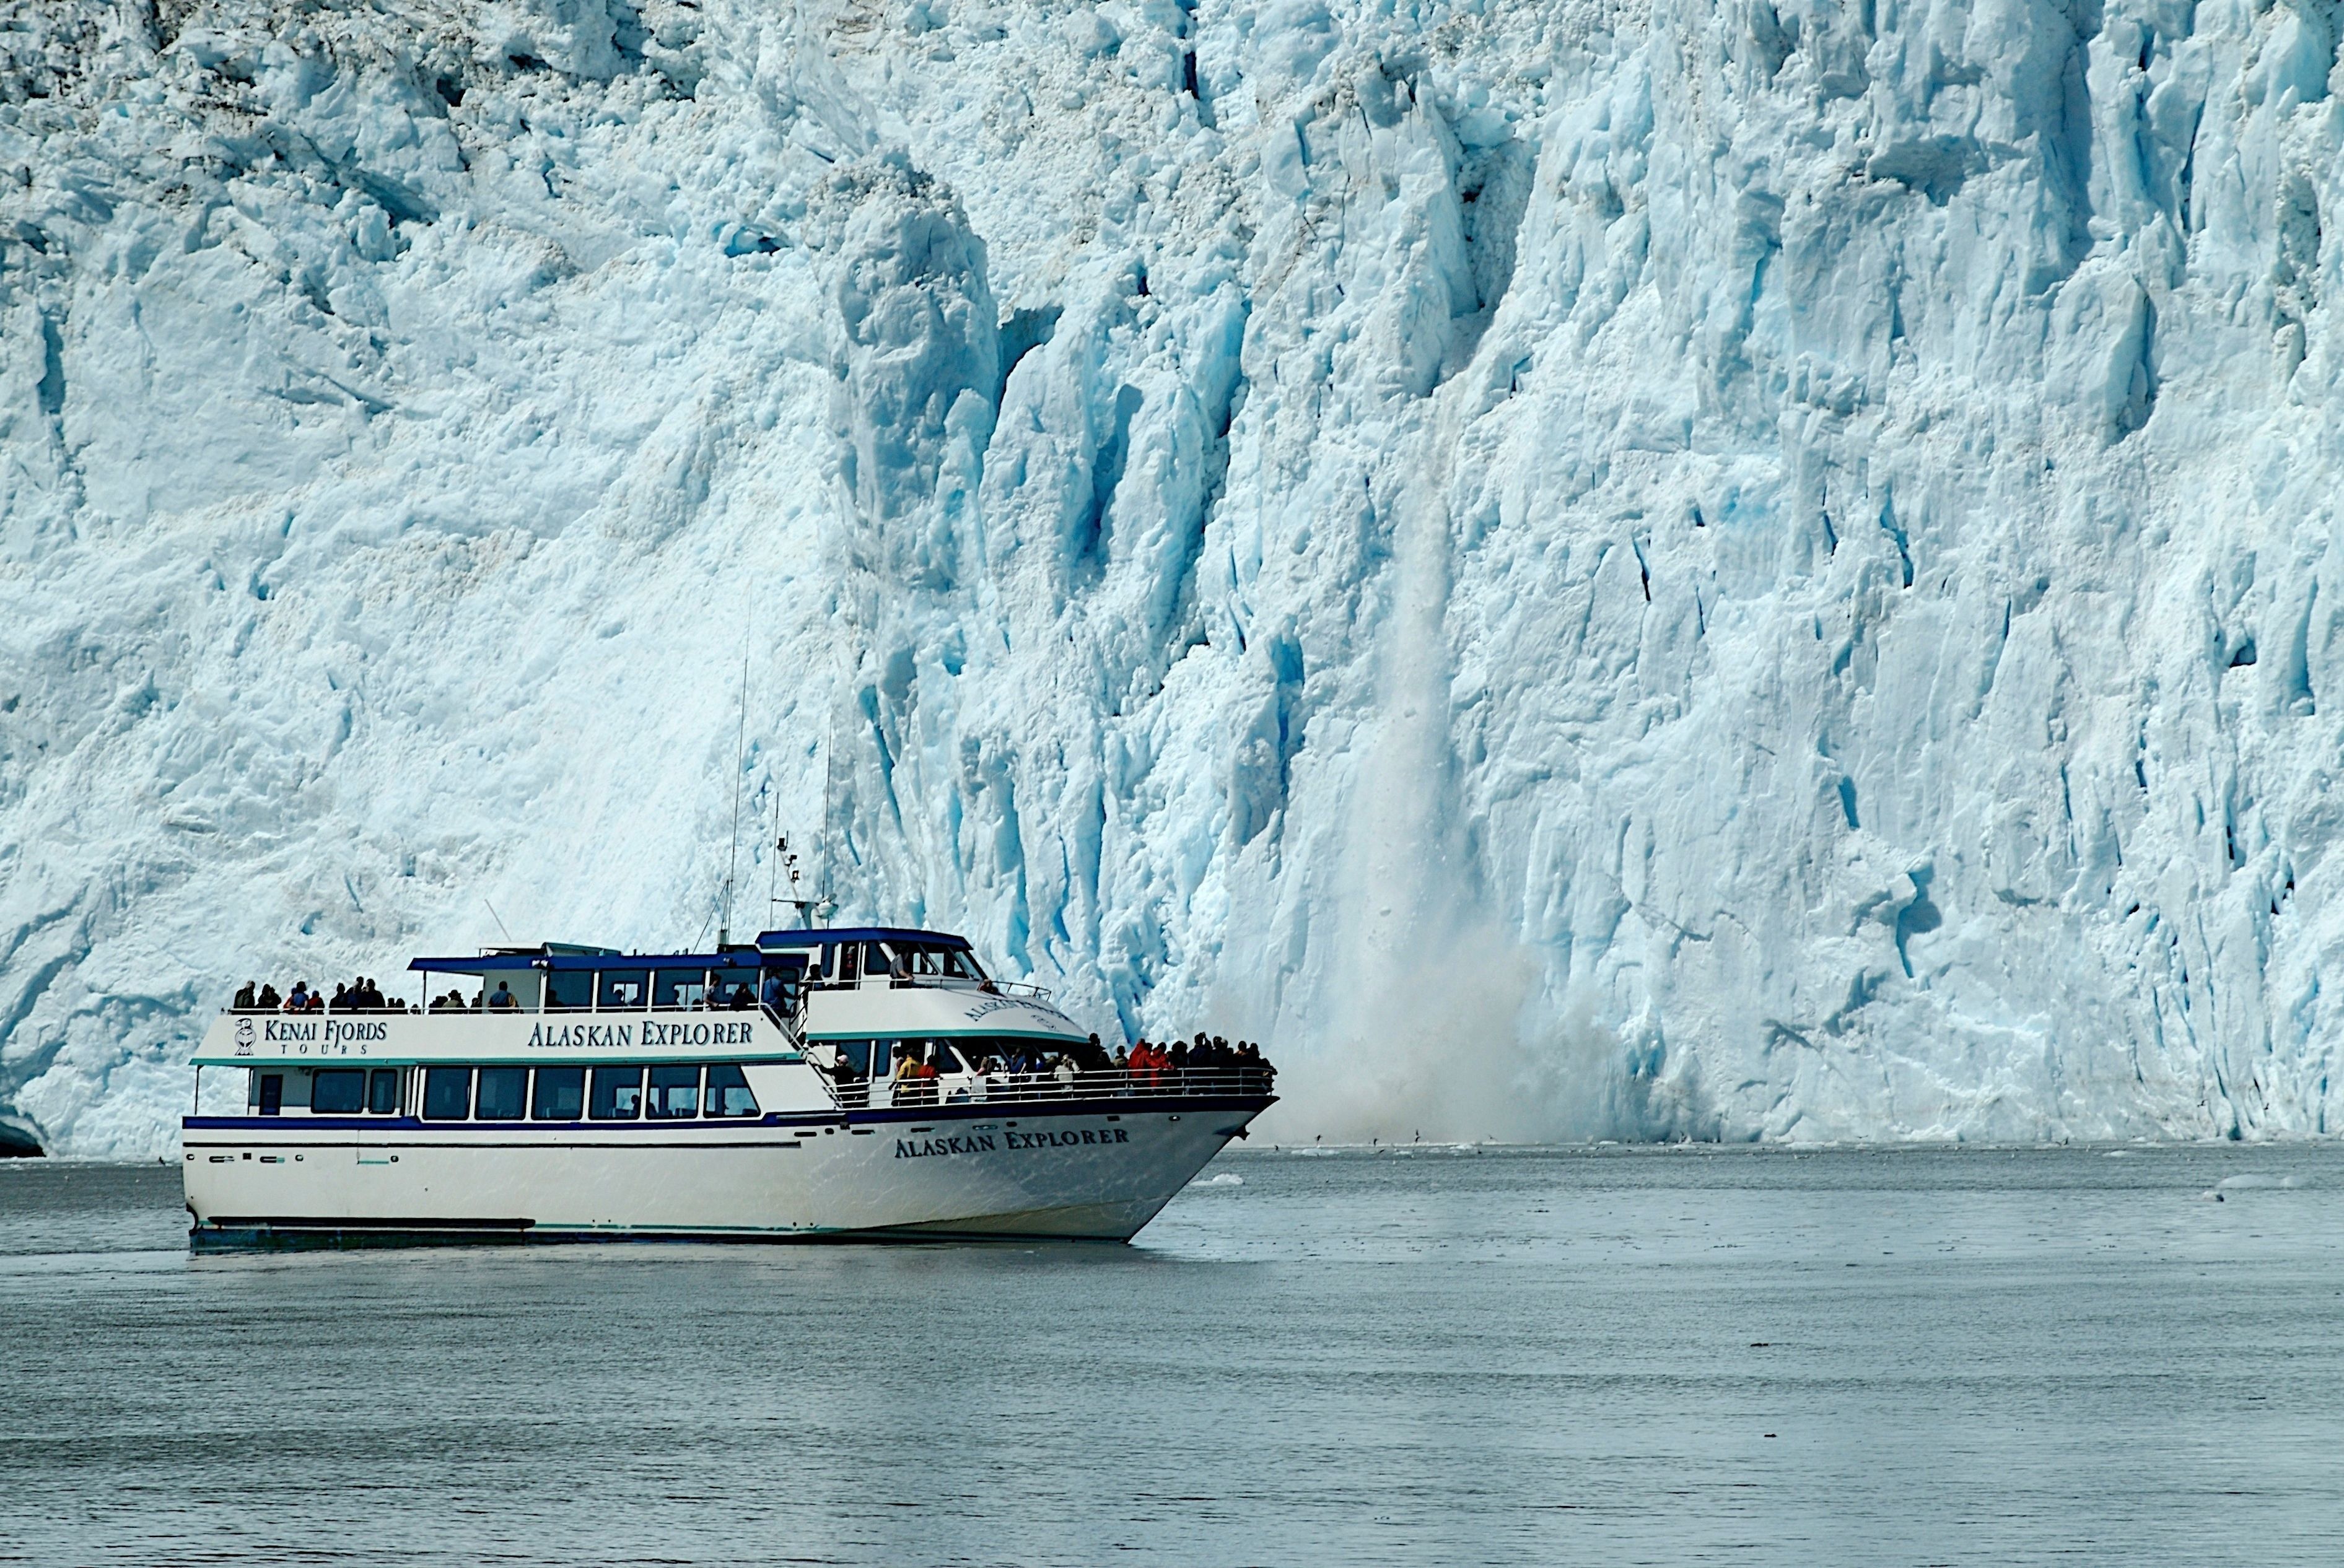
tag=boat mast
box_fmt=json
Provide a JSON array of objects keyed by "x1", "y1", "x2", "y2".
[{"x1": 720, "y1": 635, "x2": 751, "y2": 947}]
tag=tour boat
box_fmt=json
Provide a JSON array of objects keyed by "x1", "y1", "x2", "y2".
[{"x1": 181, "y1": 926, "x2": 1274, "y2": 1249}]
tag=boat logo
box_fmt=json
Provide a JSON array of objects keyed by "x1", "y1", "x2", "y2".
[{"x1": 234, "y1": 1019, "x2": 254, "y2": 1055}]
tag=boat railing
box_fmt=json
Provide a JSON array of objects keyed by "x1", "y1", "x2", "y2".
[{"x1": 821, "y1": 1067, "x2": 1274, "y2": 1110}]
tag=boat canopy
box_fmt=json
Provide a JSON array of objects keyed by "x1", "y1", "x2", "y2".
[
  {"x1": 405, "y1": 932, "x2": 976, "y2": 975},
  {"x1": 754, "y1": 927, "x2": 972, "y2": 951},
  {"x1": 406, "y1": 944, "x2": 767, "y2": 975}
]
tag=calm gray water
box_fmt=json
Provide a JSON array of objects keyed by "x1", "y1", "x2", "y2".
[{"x1": 4, "y1": 1144, "x2": 2342, "y2": 1566}]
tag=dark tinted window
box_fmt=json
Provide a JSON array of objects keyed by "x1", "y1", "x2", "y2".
[
  {"x1": 368, "y1": 1069, "x2": 401, "y2": 1114},
  {"x1": 475, "y1": 1067, "x2": 527, "y2": 1121},
  {"x1": 865, "y1": 942, "x2": 896, "y2": 977},
  {"x1": 709, "y1": 966, "x2": 758, "y2": 1009},
  {"x1": 647, "y1": 1065, "x2": 700, "y2": 1119},
  {"x1": 258, "y1": 1074, "x2": 283, "y2": 1115},
  {"x1": 545, "y1": 969, "x2": 593, "y2": 1011},
  {"x1": 599, "y1": 970, "x2": 647, "y2": 1009},
  {"x1": 313, "y1": 1069, "x2": 365, "y2": 1114},
  {"x1": 422, "y1": 1067, "x2": 472, "y2": 1120},
  {"x1": 653, "y1": 969, "x2": 705, "y2": 1009},
  {"x1": 589, "y1": 1066, "x2": 642, "y2": 1120},
  {"x1": 532, "y1": 1066, "x2": 585, "y2": 1121},
  {"x1": 704, "y1": 1063, "x2": 759, "y2": 1118}
]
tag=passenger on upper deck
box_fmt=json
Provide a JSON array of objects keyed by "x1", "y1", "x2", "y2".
[
  {"x1": 488, "y1": 982, "x2": 518, "y2": 1011},
  {"x1": 257, "y1": 983, "x2": 281, "y2": 1010},
  {"x1": 233, "y1": 982, "x2": 256, "y2": 1011},
  {"x1": 283, "y1": 982, "x2": 311, "y2": 1013}
]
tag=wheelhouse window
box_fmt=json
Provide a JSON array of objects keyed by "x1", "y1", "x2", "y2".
[
  {"x1": 704, "y1": 1064, "x2": 759, "y2": 1118},
  {"x1": 422, "y1": 1067, "x2": 473, "y2": 1121},
  {"x1": 646, "y1": 1065, "x2": 701, "y2": 1119},
  {"x1": 474, "y1": 1067, "x2": 528, "y2": 1121},
  {"x1": 589, "y1": 1066, "x2": 642, "y2": 1120},
  {"x1": 598, "y1": 970, "x2": 647, "y2": 1010},
  {"x1": 942, "y1": 947, "x2": 984, "y2": 981},
  {"x1": 532, "y1": 1066, "x2": 585, "y2": 1121},
  {"x1": 835, "y1": 944, "x2": 859, "y2": 983},
  {"x1": 652, "y1": 970, "x2": 705, "y2": 1010},
  {"x1": 865, "y1": 942, "x2": 896, "y2": 978},
  {"x1": 256, "y1": 1074, "x2": 284, "y2": 1115},
  {"x1": 368, "y1": 1069, "x2": 401, "y2": 1115},
  {"x1": 312, "y1": 1069, "x2": 365, "y2": 1115},
  {"x1": 544, "y1": 969, "x2": 593, "y2": 1011}
]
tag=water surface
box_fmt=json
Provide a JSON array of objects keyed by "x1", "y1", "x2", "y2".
[{"x1": 3, "y1": 1143, "x2": 2339, "y2": 1565}]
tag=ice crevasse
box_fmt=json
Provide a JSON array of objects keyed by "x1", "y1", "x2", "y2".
[{"x1": 3, "y1": 0, "x2": 2342, "y2": 1154}]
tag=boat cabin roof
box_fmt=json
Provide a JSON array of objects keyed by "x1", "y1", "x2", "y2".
[
  {"x1": 406, "y1": 930, "x2": 972, "y2": 975},
  {"x1": 754, "y1": 926, "x2": 971, "y2": 951}
]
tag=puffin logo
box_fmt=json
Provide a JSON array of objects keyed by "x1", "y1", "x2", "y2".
[{"x1": 234, "y1": 1019, "x2": 255, "y2": 1056}]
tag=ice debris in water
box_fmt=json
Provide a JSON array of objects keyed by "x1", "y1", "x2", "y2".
[
  {"x1": 1199, "y1": 1173, "x2": 1244, "y2": 1187},
  {"x1": 2202, "y1": 1174, "x2": 2310, "y2": 1199},
  {"x1": 11, "y1": 1, "x2": 2344, "y2": 1154}
]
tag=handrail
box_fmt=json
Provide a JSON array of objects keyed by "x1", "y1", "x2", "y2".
[{"x1": 823, "y1": 1067, "x2": 1274, "y2": 1110}]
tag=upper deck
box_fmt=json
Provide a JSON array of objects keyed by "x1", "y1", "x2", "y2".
[{"x1": 199, "y1": 929, "x2": 1088, "y2": 1068}]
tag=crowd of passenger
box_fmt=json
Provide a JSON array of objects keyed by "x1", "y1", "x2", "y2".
[
  {"x1": 834, "y1": 1031, "x2": 1276, "y2": 1104},
  {"x1": 232, "y1": 977, "x2": 412, "y2": 1014}
]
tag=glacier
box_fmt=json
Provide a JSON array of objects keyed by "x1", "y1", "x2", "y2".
[{"x1": 5, "y1": 0, "x2": 2344, "y2": 1155}]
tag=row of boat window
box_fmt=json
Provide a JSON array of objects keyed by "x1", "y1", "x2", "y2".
[
  {"x1": 258, "y1": 1065, "x2": 761, "y2": 1120},
  {"x1": 418, "y1": 943, "x2": 989, "y2": 1013}
]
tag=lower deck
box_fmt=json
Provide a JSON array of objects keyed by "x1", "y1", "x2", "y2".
[{"x1": 183, "y1": 1089, "x2": 1272, "y2": 1248}]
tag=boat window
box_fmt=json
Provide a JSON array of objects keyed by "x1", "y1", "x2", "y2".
[
  {"x1": 653, "y1": 969, "x2": 706, "y2": 1010},
  {"x1": 943, "y1": 947, "x2": 985, "y2": 981},
  {"x1": 830, "y1": 1040, "x2": 875, "y2": 1079},
  {"x1": 589, "y1": 1066, "x2": 642, "y2": 1120},
  {"x1": 599, "y1": 970, "x2": 648, "y2": 1010},
  {"x1": 646, "y1": 1064, "x2": 701, "y2": 1119},
  {"x1": 708, "y1": 966, "x2": 758, "y2": 1010},
  {"x1": 422, "y1": 1067, "x2": 473, "y2": 1121},
  {"x1": 312, "y1": 1069, "x2": 365, "y2": 1115},
  {"x1": 256, "y1": 1074, "x2": 284, "y2": 1115},
  {"x1": 865, "y1": 942, "x2": 898, "y2": 978},
  {"x1": 474, "y1": 1067, "x2": 528, "y2": 1121},
  {"x1": 368, "y1": 1069, "x2": 401, "y2": 1115},
  {"x1": 704, "y1": 1063, "x2": 759, "y2": 1118},
  {"x1": 836, "y1": 944, "x2": 859, "y2": 983},
  {"x1": 532, "y1": 1066, "x2": 585, "y2": 1121},
  {"x1": 544, "y1": 969, "x2": 593, "y2": 1011}
]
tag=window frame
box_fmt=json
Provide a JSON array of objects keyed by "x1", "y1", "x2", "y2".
[
  {"x1": 312, "y1": 1068, "x2": 366, "y2": 1115},
  {"x1": 588, "y1": 1066, "x2": 643, "y2": 1121},
  {"x1": 645, "y1": 1063, "x2": 702, "y2": 1120},
  {"x1": 421, "y1": 1066, "x2": 473, "y2": 1122}
]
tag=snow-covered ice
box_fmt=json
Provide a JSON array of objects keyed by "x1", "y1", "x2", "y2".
[{"x1": 6, "y1": 0, "x2": 2344, "y2": 1154}]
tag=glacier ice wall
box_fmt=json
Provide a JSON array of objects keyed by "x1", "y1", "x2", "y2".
[{"x1": 6, "y1": 0, "x2": 2344, "y2": 1152}]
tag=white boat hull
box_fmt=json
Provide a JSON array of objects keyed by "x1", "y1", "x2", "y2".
[{"x1": 182, "y1": 1092, "x2": 1269, "y2": 1247}]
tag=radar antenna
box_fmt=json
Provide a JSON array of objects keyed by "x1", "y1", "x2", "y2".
[{"x1": 768, "y1": 833, "x2": 834, "y2": 929}]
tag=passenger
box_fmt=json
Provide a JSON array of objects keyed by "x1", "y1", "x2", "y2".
[
  {"x1": 257, "y1": 983, "x2": 281, "y2": 1010},
  {"x1": 760, "y1": 972, "x2": 786, "y2": 1013},
  {"x1": 330, "y1": 982, "x2": 349, "y2": 1012},
  {"x1": 283, "y1": 982, "x2": 310, "y2": 1013},
  {"x1": 1054, "y1": 1053, "x2": 1077, "y2": 1091},
  {"x1": 233, "y1": 981, "x2": 257, "y2": 1011},
  {"x1": 1113, "y1": 1044, "x2": 1130, "y2": 1074},
  {"x1": 487, "y1": 981, "x2": 518, "y2": 1011}
]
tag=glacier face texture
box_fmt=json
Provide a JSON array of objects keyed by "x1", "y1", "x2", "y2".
[{"x1": 6, "y1": 0, "x2": 2344, "y2": 1153}]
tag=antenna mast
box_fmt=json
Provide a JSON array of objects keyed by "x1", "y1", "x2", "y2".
[{"x1": 720, "y1": 634, "x2": 750, "y2": 947}]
